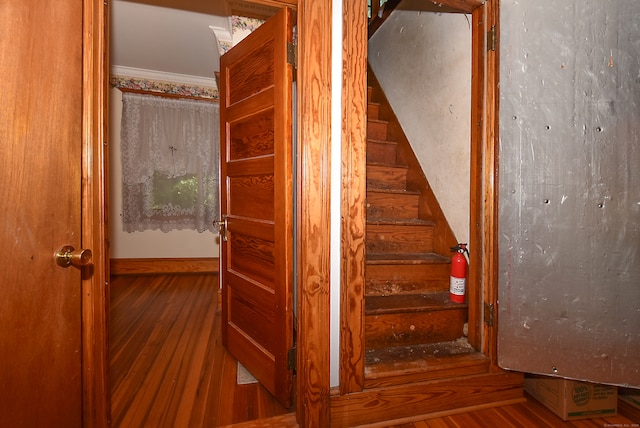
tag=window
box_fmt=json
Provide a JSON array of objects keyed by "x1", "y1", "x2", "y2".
[{"x1": 120, "y1": 92, "x2": 219, "y2": 232}]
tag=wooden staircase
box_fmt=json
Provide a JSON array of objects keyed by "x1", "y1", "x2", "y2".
[
  {"x1": 364, "y1": 71, "x2": 489, "y2": 387},
  {"x1": 331, "y1": 62, "x2": 525, "y2": 428}
]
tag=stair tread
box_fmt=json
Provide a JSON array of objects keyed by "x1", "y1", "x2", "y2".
[
  {"x1": 367, "y1": 161, "x2": 408, "y2": 169},
  {"x1": 367, "y1": 188, "x2": 420, "y2": 195},
  {"x1": 367, "y1": 138, "x2": 396, "y2": 144},
  {"x1": 367, "y1": 252, "x2": 450, "y2": 264},
  {"x1": 367, "y1": 218, "x2": 434, "y2": 226},
  {"x1": 365, "y1": 292, "x2": 466, "y2": 315},
  {"x1": 365, "y1": 339, "x2": 487, "y2": 376}
]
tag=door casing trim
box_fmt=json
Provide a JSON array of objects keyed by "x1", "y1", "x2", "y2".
[{"x1": 82, "y1": 0, "x2": 110, "y2": 426}]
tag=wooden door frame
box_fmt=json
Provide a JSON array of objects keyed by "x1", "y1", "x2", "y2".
[
  {"x1": 337, "y1": 0, "x2": 502, "y2": 397},
  {"x1": 295, "y1": 0, "x2": 332, "y2": 425},
  {"x1": 84, "y1": 0, "x2": 500, "y2": 424},
  {"x1": 82, "y1": 0, "x2": 110, "y2": 426},
  {"x1": 295, "y1": 0, "x2": 371, "y2": 420},
  {"x1": 338, "y1": 0, "x2": 368, "y2": 395},
  {"x1": 295, "y1": 0, "x2": 502, "y2": 421}
]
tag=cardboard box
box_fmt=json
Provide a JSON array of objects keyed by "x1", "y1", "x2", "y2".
[{"x1": 524, "y1": 375, "x2": 617, "y2": 421}]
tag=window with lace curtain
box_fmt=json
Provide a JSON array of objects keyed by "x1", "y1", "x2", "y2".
[{"x1": 120, "y1": 92, "x2": 219, "y2": 233}]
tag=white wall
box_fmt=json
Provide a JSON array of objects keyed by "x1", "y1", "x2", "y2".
[
  {"x1": 109, "y1": 87, "x2": 219, "y2": 259},
  {"x1": 329, "y1": 0, "x2": 343, "y2": 389},
  {"x1": 369, "y1": 11, "x2": 472, "y2": 244}
]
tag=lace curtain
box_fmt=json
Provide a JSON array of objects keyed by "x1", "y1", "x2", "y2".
[{"x1": 120, "y1": 92, "x2": 219, "y2": 232}]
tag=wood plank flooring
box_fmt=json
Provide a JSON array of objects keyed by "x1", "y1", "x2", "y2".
[
  {"x1": 369, "y1": 395, "x2": 639, "y2": 427},
  {"x1": 110, "y1": 273, "x2": 639, "y2": 427},
  {"x1": 109, "y1": 273, "x2": 294, "y2": 427}
]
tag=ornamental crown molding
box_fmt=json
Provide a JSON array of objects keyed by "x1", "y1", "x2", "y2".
[{"x1": 110, "y1": 65, "x2": 217, "y2": 89}]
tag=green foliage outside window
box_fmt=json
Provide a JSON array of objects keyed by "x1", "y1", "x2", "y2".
[
  {"x1": 152, "y1": 171, "x2": 216, "y2": 212},
  {"x1": 152, "y1": 171, "x2": 198, "y2": 210}
]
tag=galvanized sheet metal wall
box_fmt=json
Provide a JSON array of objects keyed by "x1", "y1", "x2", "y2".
[{"x1": 498, "y1": 0, "x2": 640, "y2": 387}]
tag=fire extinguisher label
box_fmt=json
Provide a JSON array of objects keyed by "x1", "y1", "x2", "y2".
[{"x1": 450, "y1": 277, "x2": 465, "y2": 295}]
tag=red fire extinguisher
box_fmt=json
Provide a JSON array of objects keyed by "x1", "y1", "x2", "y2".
[{"x1": 449, "y1": 243, "x2": 469, "y2": 303}]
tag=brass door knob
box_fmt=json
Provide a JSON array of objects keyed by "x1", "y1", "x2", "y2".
[
  {"x1": 213, "y1": 215, "x2": 228, "y2": 241},
  {"x1": 55, "y1": 245, "x2": 92, "y2": 268}
]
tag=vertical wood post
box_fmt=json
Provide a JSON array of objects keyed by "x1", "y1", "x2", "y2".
[
  {"x1": 468, "y1": 0, "x2": 488, "y2": 351},
  {"x1": 82, "y1": 0, "x2": 110, "y2": 425},
  {"x1": 339, "y1": 0, "x2": 368, "y2": 394},
  {"x1": 297, "y1": 0, "x2": 332, "y2": 425},
  {"x1": 483, "y1": 0, "x2": 500, "y2": 366}
]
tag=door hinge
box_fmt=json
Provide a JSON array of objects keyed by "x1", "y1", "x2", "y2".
[
  {"x1": 484, "y1": 302, "x2": 495, "y2": 327},
  {"x1": 487, "y1": 25, "x2": 497, "y2": 51},
  {"x1": 287, "y1": 42, "x2": 297, "y2": 68},
  {"x1": 287, "y1": 346, "x2": 296, "y2": 371}
]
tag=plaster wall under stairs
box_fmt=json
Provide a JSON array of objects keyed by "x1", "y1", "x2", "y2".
[{"x1": 364, "y1": 72, "x2": 489, "y2": 387}]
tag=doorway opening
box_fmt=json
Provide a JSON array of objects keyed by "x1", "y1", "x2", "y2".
[
  {"x1": 363, "y1": 7, "x2": 477, "y2": 382},
  {"x1": 107, "y1": 1, "x2": 295, "y2": 425},
  {"x1": 338, "y1": 0, "x2": 502, "y2": 401}
]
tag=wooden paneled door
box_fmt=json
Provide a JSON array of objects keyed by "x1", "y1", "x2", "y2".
[
  {"x1": 0, "y1": 0, "x2": 108, "y2": 426},
  {"x1": 218, "y1": 7, "x2": 295, "y2": 408}
]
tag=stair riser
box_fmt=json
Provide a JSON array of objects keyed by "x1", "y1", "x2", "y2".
[
  {"x1": 367, "y1": 192, "x2": 419, "y2": 220},
  {"x1": 368, "y1": 103, "x2": 380, "y2": 120},
  {"x1": 366, "y1": 165, "x2": 407, "y2": 191},
  {"x1": 365, "y1": 309, "x2": 466, "y2": 349},
  {"x1": 367, "y1": 141, "x2": 397, "y2": 164},
  {"x1": 367, "y1": 120, "x2": 388, "y2": 140},
  {"x1": 366, "y1": 263, "x2": 450, "y2": 295},
  {"x1": 366, "y1": 263, "x2": 450, "y2": 282},
  {"x1": 366, "y1": 279, "x2": 449, "y2": 296},
  {"x1": 367, "y1": 224, "x2": 434, "y2": 254}
]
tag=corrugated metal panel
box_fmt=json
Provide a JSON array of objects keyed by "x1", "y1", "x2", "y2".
[{"x1": 498, "y1": 0, "x2": 640, "y2": 387}]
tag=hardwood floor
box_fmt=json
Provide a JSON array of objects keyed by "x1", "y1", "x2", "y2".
[
  {"x1": 370, "y1": 396, "x2": 639, "y2": 427},
  {"x1": 110, "y1": 273, "x2": 639, "y2": 427},
  {"x1": 109, "y1": 273, "x2": 294, "y2": 427}
]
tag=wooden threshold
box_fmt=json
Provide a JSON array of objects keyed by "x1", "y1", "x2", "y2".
[
  {"x1": 110, "y1": 257, "x2": 219, "y2": 275},
  {"x1": 330, "y1": 371, "x2": 525, "y2": 427},
  {"x1": 349, "y1": 397, "x2": 527, "y2": 428}
]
